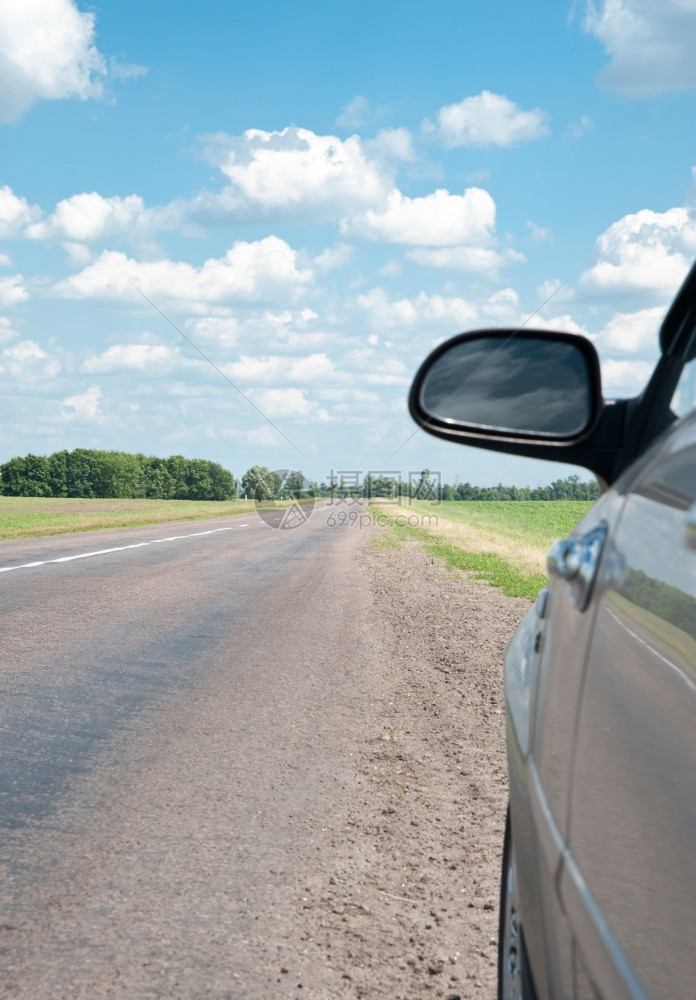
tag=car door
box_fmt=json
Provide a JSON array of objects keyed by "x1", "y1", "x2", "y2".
[
  {"x1": 565, "y1": 411, "x2": 696, "y2": 1000},
  {"x1": 514, "y1": 485, "x2": 623, "y2": 1000}
]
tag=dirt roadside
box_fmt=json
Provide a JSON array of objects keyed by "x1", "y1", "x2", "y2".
[{"x1": 298, "y1": 529, "x2": 530, "y2": 999}]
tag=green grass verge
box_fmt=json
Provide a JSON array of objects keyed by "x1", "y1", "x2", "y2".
[
  {"x1": 0, "y1": 496, "x2": 298, "y2": 540},
  {"x1": 371, "y1": 506, "x2": 547, "y2": 599},
  {"x1": 370, "y1": 530, "x2": 400, "y2": 550}
]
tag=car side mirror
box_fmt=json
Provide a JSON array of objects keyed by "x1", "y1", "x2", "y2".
[
  {"x1": 409, "y1": 329, "x2": 603, "y2": 442},
  {"x1": 408, "y1": 262, "x2": 696, "y2": 487}
]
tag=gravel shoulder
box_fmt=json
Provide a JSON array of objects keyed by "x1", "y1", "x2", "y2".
[{"x1": 321, "y1": 531, "x2": 530, "y2": 998}]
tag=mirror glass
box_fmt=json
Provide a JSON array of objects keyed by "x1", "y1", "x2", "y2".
[{"x1": 420, "y1": 334, "x2": 593, "y2": 437}]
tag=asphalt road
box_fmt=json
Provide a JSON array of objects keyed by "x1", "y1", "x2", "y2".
[{"x1": 0, "y1": 501, "x2": 386, "y2": 998}]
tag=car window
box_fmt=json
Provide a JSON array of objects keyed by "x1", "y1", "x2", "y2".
[{"x1": 671, "y1": 356, "x2": 696, "y2": 418}]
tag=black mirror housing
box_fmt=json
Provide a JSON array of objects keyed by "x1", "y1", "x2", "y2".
[{"x1": 408, "y1": 328, "x2": 627, "y2": 486}]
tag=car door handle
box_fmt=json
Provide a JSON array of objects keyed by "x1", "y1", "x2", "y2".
[{"x1": 547, "y1": 524, "x2": 607, "y2": 610}]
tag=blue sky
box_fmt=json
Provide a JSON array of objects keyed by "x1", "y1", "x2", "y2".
[{"x1": 1, "y1": 0, "x2": 696, "y2": 488}]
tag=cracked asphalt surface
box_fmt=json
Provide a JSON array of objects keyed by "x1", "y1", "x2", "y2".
[{"x1": 0, "y1": 503, "x2": 528, "y2": 998}]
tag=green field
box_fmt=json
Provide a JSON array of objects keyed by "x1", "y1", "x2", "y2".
[
  {"x1": 372, "y1": 498, "x2": 595, "y2": 600},
  {"x1": 0, "y1": 496, "x2": 268, "y2": 540},
  {"x1": 429, "y1": 499, "x2": 594, "y2": 546}
]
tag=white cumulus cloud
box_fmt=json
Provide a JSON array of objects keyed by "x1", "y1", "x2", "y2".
[
  {"x1": 343, "y1": 187, "x2": 496, "y2": 245},
  {"x1": 601, "y1": 358, "x2": 655, "y2": 394},
  {"x1": 0, "y1": 185, "x2": 41, "y2": 236},
  {"x1": 364, "y1": 127, "x2": 416, "y2": 162},
  {"x1": 0, "y1": 274, "x2": 28, "y2": 306},
  {"x1": 0, "y1": 316, "x2": 18, "y2": 344},
  {"x1": 61, "y1": 383, "x2": 103, "y2": 421},
  {"x1": 532, "y1": 314, "x2": 593, "y2": 336},
  {"x1": 358, "y1": 288, "x2": 478, "y2": 330},
  {"x1": 195, "y1": 126, "x2": 393, "y2": 223},
  {"x1": 598, "y1": 306, "x2": 664, "y2": 353},
  {"x1": 223, "y1": 353, "x2": 335, "y2": 384},
  {"x1": 189, "y1": 309, "x2": 324, "y2": 351},
  {"x1": 536, "y1": 278, "x2": 576, "y2": 304},
  {"x1": 1, "y1": 339, "x2": 60, "y2": 380},
  {"x1": 481, "y1": 288, "x2": 521, "y2": 321},
  {"x1": 313, "y1": 243, "x2": 354, "y2": 273},
  {"x1": 50, "y1": 237, "x2": 313, "y2": 309},
  {"x1": 580, "y1": 206, "x2": 696, "y2": 300},
  {"x1": 582, "y1": 0, "x2": 696, "y2": 96},
  {"x1": 189, "y1": 316, "x2": 240, "y2": 348},
  {"x1": 253, "y1": 387, "x2": 329, "y2": 421},
  {"x1": 26, "y1": 192, "x2": 171, "y2": 243},
  {"x1": 81, "y1": 344, "x2": 181, "y2": 373},
  {"x1": 319, "y1": 388, "x2": 381, "y2": 404},
  {"x1": 343, "y1": 347, "x2": 410, "y2": 385},
  {"x1": 0, "y1": 0, "x2": 143, "y2": 123},
  {"x1": 407, "y1": 246, "x2": 525, "y2": 272},
  {"x1": 423, "y1": 91, "x2": 549, "y2": 148}
]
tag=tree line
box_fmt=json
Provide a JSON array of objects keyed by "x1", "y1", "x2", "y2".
[
  {"x1": 0, "y1": 449, "x2": 236, "y2": 500},
  {"x1": 239, "y1": 467, "x2": 599, "y2": 502},
  {"x1": 0, "y1": 452, "x2": 600, "y2": 504},
  {"x1": 441, "y1": 475, "x2": 599, "y2": 501},
  {"x1": 358, "y1": 471, "x2": 599, "y2": 502}
]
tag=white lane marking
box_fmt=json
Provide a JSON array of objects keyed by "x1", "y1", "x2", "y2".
[
  {"x1": 606, "y1": 607, "x2": 696, "y2": 693},
  {"x1": 0, "y1": 524, "x2": 248, "y2": 575}
]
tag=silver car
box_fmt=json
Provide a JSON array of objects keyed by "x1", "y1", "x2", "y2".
[{"x1": 409, "y1": 262, "x2": 696, "y2": 1000}]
